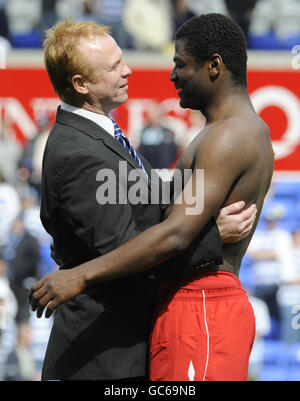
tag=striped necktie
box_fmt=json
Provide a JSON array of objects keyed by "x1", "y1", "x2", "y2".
[{"x1": 112, "y1": 120, "x2": 149, "y2": 181}]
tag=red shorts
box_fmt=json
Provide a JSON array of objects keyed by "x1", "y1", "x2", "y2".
[{"x1": 149, "y1": 271, "x2": 255, "y2": 381}]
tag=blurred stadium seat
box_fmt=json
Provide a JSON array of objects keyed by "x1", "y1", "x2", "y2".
[
  {"x1": 259, "y1": 365, "x2": 288, "y2": 381},
  {"x1": 259, "y1": 340, "x2": 300, "y2": 381},
  {"x1": 10, "y1": 31, "x2": 42, "y2": 49},
  {"x1": 249, "y1": 32, "x2": 282, "y2": 50}
]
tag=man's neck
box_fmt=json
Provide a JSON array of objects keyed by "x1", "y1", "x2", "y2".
[
  {"x1": 62, "y1": 98, "x2": 111, "y2": 117},
  {"x1": 81, "y1": 102, "x2": 109, "y2": 117},
  {"x1": 61, "y1": 101, "x2": 115, "y2": 136},
  {"x1": 202, "y1": 87, "x2": 251, "y2": 124}
]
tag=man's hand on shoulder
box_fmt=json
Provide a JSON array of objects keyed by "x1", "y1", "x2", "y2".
[{"x1": 216, "y1": 201, "x2": 257, "y2": 243}]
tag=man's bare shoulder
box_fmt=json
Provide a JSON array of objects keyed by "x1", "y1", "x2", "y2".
[{"x1": 196, "y1": 113, "x2": 270, "y2": 159}]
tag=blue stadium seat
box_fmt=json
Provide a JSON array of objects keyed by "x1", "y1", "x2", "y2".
[
  {"x1": 277, "y1": 218, "x2": 299, "y2": 232},
  {"x1": 262, "y1": 340, "x2": 287, "y2": 365},
  {"x1": 264, "y1": 319, "x2": 280, "y2": 341},
  {"x1": 272, "y1": 181, "x2": 300, "y2": 199},
  {"x1": 10, "y1": 30, "x2": 42, "y2": 48},
  {"x1": 263, "y1": 198, "x2": 297, "y2": 220},
  {"x1": 259, "y1": 340, "x2": 290, "y2": 381},
  {"x1": 285, "y1": 342, "x2": 300, "y2": 381},
  {"x1": 239, "y1": 264, "x2": 255, "y2": 291},
  {"x1": 259, "y1": 366, "x2": 288, "y2": 381},
  {"x1": 286, "y1": 342, "x2": 300, "y2": 366},
  {"x1": 281, "y1": 34, "x2": 300, "y2": 50},
  {"x1": 248, "y1": 32, "x2": 282, "y2": 50},
  {"x1": 286, "y1": 367, "x2": 300, "y2": 381}
]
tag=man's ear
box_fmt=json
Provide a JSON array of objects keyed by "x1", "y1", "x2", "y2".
[
  {"x1": 208, "y1": 54, "x2": 223, "y2": 81},
  {"x1": 71, "y1": 74, "x2": 89, "y2": 95}
]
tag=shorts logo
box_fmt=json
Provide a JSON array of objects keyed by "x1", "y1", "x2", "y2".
[{"x1": 188, "y1": 360, "x2": 195, "y2": 381}]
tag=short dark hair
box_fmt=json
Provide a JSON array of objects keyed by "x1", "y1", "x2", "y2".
[{"x1": 175, "y1": 13, "x2": 248, "y2": 88}]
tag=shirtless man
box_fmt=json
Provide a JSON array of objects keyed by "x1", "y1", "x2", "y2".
[{"x1": 29, "y1": 14, "x2": 274, "y2": 381}]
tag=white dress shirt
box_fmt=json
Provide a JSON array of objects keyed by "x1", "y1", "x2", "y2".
[{"x1": 60, "y1": 101, "x2": 115, "y2": 137}]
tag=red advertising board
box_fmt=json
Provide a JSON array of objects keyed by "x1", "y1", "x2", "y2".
[{"x1": 0, "y1": 67, "x2": 299, "y2": 171}]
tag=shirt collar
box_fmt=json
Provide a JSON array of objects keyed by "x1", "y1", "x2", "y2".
[{"x1": 60, "y1": 102, "x2": 115, "y2": 137}]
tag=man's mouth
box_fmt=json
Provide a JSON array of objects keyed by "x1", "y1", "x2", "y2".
[{"x1": 174, "y1": 84, "x2": 184, "y2": 96}]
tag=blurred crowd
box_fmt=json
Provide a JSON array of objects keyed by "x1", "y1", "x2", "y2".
[
  {"x1": 0, "y1": 0, "x2": 300, "y2": 52},
  {"x1": 241, "y1": 190, "x2": 300, "y2": 380},
  {"x1": 0, "y1": 114, "x2": 56, "y2": 381}
]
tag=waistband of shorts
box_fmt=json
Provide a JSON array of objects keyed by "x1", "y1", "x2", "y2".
[
  {"x1": 157, "y1": 270, "x2": 245, "y2": 302},
  {"x1": 169, "y1": 286, "x2": 246, "y2": 302}
]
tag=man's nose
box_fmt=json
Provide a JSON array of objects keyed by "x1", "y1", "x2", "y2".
[
  {"x1": 123, "y1": 63, "x2": 132, "y2": 77},
  {"x1": 170, "y1": 68, "x2": 176, "y2": 82}
]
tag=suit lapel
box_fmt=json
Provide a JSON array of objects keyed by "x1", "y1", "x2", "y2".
[{"x1": 56, "y1": 107, "x2": 151, "y2": 187}]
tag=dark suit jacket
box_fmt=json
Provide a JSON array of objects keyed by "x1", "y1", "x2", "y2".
[{"x1": 40, "y1": 107, "x2": 222, "y2": 380}]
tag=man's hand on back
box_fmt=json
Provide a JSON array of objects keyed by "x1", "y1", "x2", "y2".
[{"x1": 217, "y1": 201, "x2": 257, "y2": 243}]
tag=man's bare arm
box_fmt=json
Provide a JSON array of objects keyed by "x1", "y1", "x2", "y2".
[
  {"x1": 49, "y1": 200, "x2": 256, "y2": 265},
  {"x1": 29, "y1": 127, "x2": 254, "y2": 317},
  {"x1": 30, "y1": 200, "x2": 256, "y2": 319}
]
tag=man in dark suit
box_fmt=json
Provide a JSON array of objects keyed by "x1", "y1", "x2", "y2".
[{"x1": 30, "y1": 19, "x2": 256, "y2": 380}]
